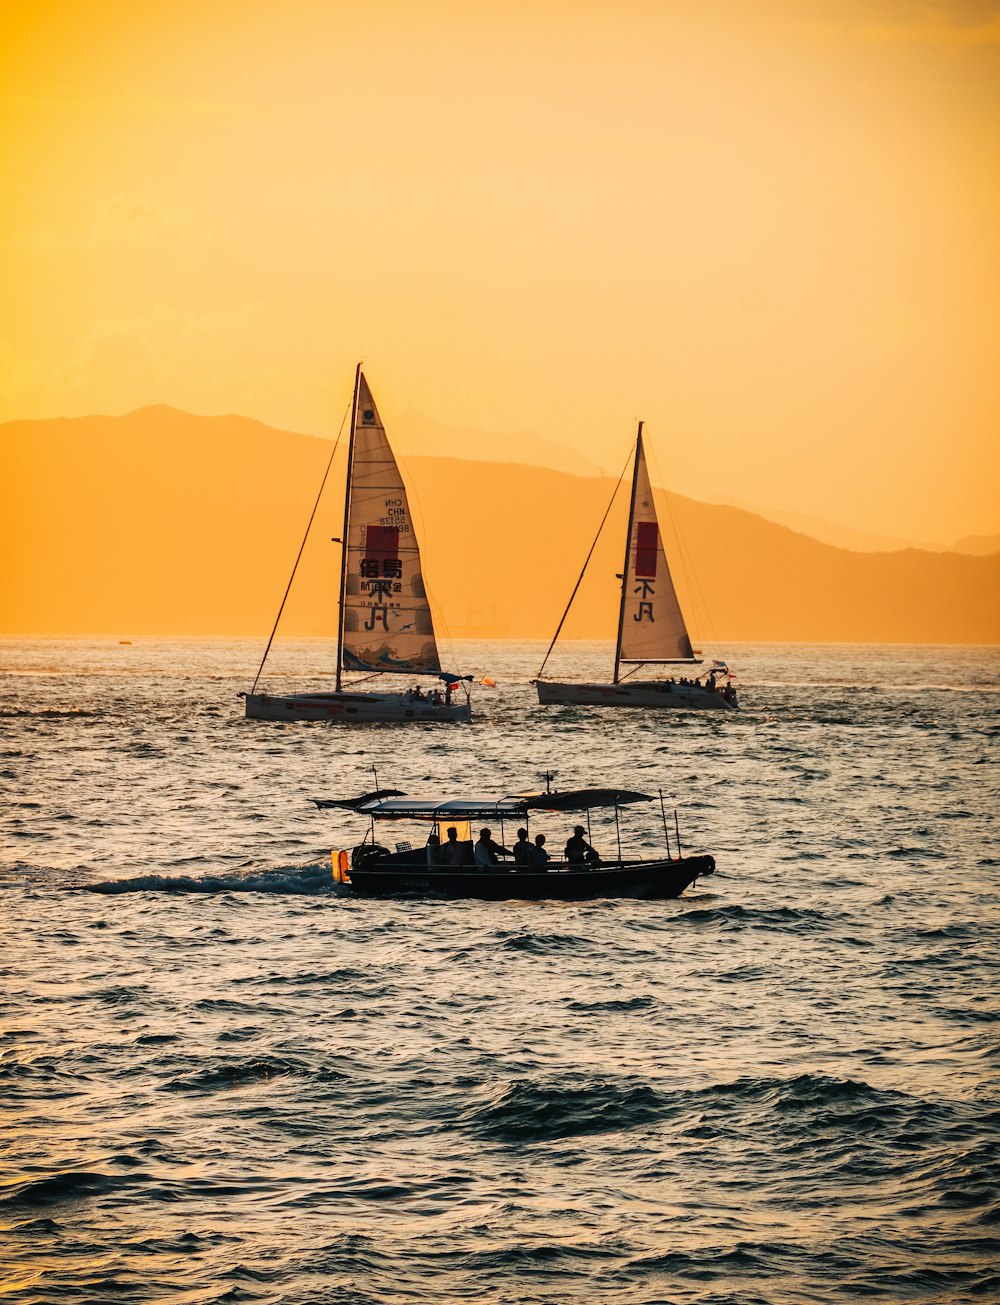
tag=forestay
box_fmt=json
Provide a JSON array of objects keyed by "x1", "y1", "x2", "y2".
[{"x1": 341, "y1": 374, "x2": 441, "y2": 674}]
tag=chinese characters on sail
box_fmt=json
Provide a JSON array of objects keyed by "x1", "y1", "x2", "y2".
[
  {"x1": 633, "y1": 521, "x2": 658, "y2": 622},
  {"x1": 360, "y1": 516, "x2": 409, "y2": 631}
]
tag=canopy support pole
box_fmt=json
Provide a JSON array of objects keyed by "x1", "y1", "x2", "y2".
[{"x1": 659, "y1": 788, "x2": 672, "y2": 860}]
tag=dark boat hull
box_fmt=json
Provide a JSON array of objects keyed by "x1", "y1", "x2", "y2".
[
  {"x1": 345, "y1": 854, "x2": 715, "y2": 900},
  {"x1": 243, "y1": 691, "x2": 471, "y2": 723},
  {"x1": 536, "y1": 680, "x2": 736, "y2": 710}
]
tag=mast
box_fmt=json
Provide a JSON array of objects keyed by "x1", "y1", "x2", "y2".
[
  {"x1": 613, "y1": 422, "x2": 643, "y2": 685},
  {"x1": 335, "y1": 363, "x2": 363, "y2": 693}
]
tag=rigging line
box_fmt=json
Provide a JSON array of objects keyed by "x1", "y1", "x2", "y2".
[
  {"x1": 535, "y1": 447, "x2": 633, "y2": 681},
  {"x1": 249, "y1": 403, "x2": 351, "y2": 696},
  {"x1": 644, "y1": 437, "x2": 717, "y2": 645},
  {"x1": 617, "y1": 662, "x2": 645, "y2": 682},
  {"x1": 387, "y1": 431, "x2": 463, "y2": 677},
  {"x1": 664, "y1": 483, "x2": 717, "y2": 643}
]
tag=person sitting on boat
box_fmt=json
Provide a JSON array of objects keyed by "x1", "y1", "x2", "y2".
[
  {"x1": 474, "y1": 827, "x2": 509, "y2": 868},
  {"x1": 565, "y1": 825, "x2": 598, "y2": 867},
  {"x1": 441, "y1": 826, "x2": 467, "y2": 867},
  {"x1": 512, "y1": 828, "x2": 532, "y2": 869},
  {"x1": 426, "y1": 833, "x2": 440, "y2": 867},
  {"x1": 529, "y1": 833, "x2": 550, "y2": 869}
]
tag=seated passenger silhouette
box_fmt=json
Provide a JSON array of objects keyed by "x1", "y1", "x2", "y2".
[
  {"x1": 474, "y1": 827, "x2": 509, "y2": 869},
  {"x1": 565, "y1": 825, "x2": 597, "y2": 867},
  {"x1": 529, "y1": 833, "x2": 550, "y2": 869}
]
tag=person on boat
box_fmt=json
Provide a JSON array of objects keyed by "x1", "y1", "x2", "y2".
[
  {"x1": 565, "y1": 825, "x2": 597, "y2": 867},
  {"x1": 512, "y1": 828, "x2": 532, "y2": 869},
  {"x1": 474, "y1": 827, "x2": 509, "y2": 868},
  {"x1": 426, "y1": 833, "x2": 440, "y2": 867},
  {"x1": 441, "y1": 826, "x2": 467, "y2": 867},
  {"x1": 529, "y1": 833, "x2": 550, "y2": 869}
]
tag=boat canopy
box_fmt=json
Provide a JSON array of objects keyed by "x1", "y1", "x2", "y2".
[{"x1": 315, "y1": 788, "x2": 653, "y2": 821}]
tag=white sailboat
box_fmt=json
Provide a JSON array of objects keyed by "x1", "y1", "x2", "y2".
[
  {"x1": 535, "y1": 423, "x2": 737, "y2": 711},
  {"x1": 242, "y1": 366, "x2": 472, "y2": 723}
]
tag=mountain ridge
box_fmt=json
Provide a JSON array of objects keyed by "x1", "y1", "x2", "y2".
[{"x1": 2, "y1": 408, "x2": 998, "y2": 643}]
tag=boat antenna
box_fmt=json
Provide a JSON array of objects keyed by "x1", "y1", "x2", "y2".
[
  {"x1": 615, "y1": 800, "x2": 622, "y2": 864},
  {"x1": 535, "y1": 447, "x2": 632, "y2": 680},
  {"x1": 614, "y1": 423, "x2": 643, "y2": 686},
  {"x1": 658, "y1": 788, "x2": 672, "y2": 860},
  {"x1": 249, "y1": 393, "x2": 351, "y2": 696},
  {"x1": 674, "y1": 807, "x2": 682, "y2": 860},
  {"x1": 371, "y1": 762, "x2": 380, "y2": 792},
  {"x1": 335, "y1": 363, "x2": 363, "y2": 693}
]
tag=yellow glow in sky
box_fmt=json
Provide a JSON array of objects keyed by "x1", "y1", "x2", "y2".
[{"x1": 1, "y1": 0, "x2": 998, "y2": 544}]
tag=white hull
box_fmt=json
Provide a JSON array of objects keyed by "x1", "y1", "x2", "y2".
[
  {"x1": 536, "y1": 680, "x2": 736, "y2": 710},
  {"x1": 243, "y1": 691, "x2": 471, "y2": 723}
]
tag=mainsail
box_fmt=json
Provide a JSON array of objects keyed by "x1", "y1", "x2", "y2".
[
  {"x1": 616, "y1": 432, "x2": 695, "y2": 668},
  {"x1": 340, "y1": 374, "x2": 441, "y2": 675}
]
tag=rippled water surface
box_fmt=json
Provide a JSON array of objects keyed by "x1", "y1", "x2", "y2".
[{"x1": 2, "y1": 639, "x2": 998, "y2": 1303}]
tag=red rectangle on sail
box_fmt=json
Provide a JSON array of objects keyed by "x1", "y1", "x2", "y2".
[
  {"x1": 634, "y1": 522, "x2": 658, "y2": 577},
  {"x1": 362, "y1": 525, "x2": 399, "y2": 562}
]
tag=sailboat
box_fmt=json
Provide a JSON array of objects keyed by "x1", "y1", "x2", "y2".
[
  {"x1": 242, "y1": 366, "x2": 472, "y2": 723},
  {"x1": 535, "y1": 423, "x2": 737, "y2": 711}
]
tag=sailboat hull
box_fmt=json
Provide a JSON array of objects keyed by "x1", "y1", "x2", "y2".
[
  {"x1": 243, "y1": 692, "x2": 472, "y2": 723},
  {"x1": 536, "y1": 680, "x2": 736, "y2": 710},
  {"x1": 345, "y1": 854, "x2": 715, "y2": 900}
]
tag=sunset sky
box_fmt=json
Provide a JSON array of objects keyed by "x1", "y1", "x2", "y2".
[{"x1": 2, "y1": 0, "x2": 998, "y2": 546}]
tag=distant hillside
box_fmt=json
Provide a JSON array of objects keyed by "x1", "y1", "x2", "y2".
[
  {"x1": 710, "y1": 498, "x2": 926, "y2": 553},
  {"x1": 2, "y1": 406, "x2": 998, "y2": 643},
  {"x1": 950, "y1": 533, "x2": 1000, "y2": 557},
  {"x1": 389, "y1": 407, "x2": 601, "y2": 479}
]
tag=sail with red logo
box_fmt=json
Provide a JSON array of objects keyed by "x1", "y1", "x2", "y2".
[
  {"x1": 534, "y1": 422, "x2": 737, "y2": 711},
  {"x1": 616, "y1": 431, "x2": 695, "y2": 670},
  {"x1": 241, "y1": 365, "x2": 471, "y2": 724},
  {"x1": 341, "y1": 373, "x2": 441, "y2": 675}
]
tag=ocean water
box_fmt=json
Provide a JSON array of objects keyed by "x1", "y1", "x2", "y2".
[{"x1": 2, "y1": 638, "x2": 998, "y2": 1304}]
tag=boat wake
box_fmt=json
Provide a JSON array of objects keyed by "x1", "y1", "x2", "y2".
[{"x1": 78, "y1": 863, "x2": 336, "y2": 896}]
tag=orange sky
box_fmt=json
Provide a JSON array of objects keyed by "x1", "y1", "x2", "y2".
[{"x1": 2, "y1": 0, "x2": 998, "y2": 546}]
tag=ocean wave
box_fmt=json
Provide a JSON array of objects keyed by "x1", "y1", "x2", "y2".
[
  {"x1": 674, "y1": 903, "x2": 840, "y2": 931},
  {"x1": 496, "y1": 931, "x2": 590, "y2": 954},
  {"x1": 563, "y1": 994, "x2": 656, "y2": 1013},
  {"x1": 0, "y1": 706, "x2": 100, "y2": 719},
  {"x1": 0, "y1": 1170, "x2": 134, "y2": 1210},
  {"x1": 463, "y1": 1076, "x2": 668, "y2": 1142},
  {"x1": 159, "y1": 1055, "x2": 309, "y2": 1093}
]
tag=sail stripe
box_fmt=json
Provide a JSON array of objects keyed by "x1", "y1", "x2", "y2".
[{"x1": 635, "y1": 521, "x2": 658, "y2": 578}]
